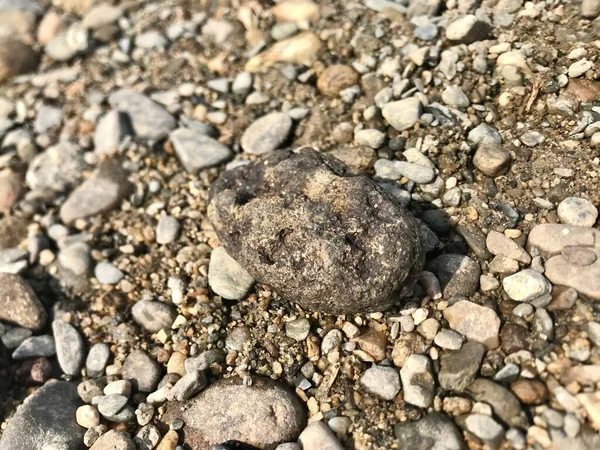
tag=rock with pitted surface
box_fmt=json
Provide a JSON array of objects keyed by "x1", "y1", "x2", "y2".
[
  {"x1": 162, "y1": 376, "x2": 306, "y2": 450},
  {"x1": 0, "y1": 273, "x2": 47, "y2": 330},
  {"x1": 208, "y1": 148, "x2": 424, "y2": 314}
]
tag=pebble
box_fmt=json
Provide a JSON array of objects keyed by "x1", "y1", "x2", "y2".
[
  {"x1": 427, "y1": 254, "x2": 481, "y2": 298},
  {"x1": 0, "y1": 273, "x2": 47, "y2": 329},
  {"x1": 225, "y1": 326, "x2": 252, "y2": 352},
  {"x1": 108, "y1": 89, "x2": 176, "y2": 141},
  {"x1": 15, "y1": 357, "x2": 52, "y2": 385},
  {"x1": 0, "y1": 40, "x2": 38, "y2": 84},
  {"x1": 241, "y1": 112, "x2": 292, "y2": 155},
  {"x1": 170, "y1": 129, "x2": 233, "y2": 173},
  {"x1": 394, "y1": 161, "x2": 435, "y2": 184},
  {"x1": 480, "y1": 274, "x2": 500, "y2": 291},
  {"x1": 1, "y1": 327, "x2": 31, "y2": 349},
  {"x1": 232, "y1": 72, "x2": 253, "y2": 97},
  {"x1": 557, "y1": 197, "x2": 598, "y2": 227},
  {"x1": 486, "y1": 231, "x2": 531, "y2": 264},
  {"x1": 355, "y1": 129, "x2": 385, "y2": 149},
  {"x1": 443, "y1": 300, "x2": 500, "y2": 349},
  {"x1": 317, "y1": 65, "x2": 359, "y2": 97},
  {"x1": 582, "y1": 0, "x2": 600, "y2": 18},
  {"x1": 104, "y1": 380, "x2": 132, "y2": 398},
  {"x1": 131, "y1": 300, "x2": 177, "y2": 333},
  {"x1": 94, "y1": 111, "x2": 130, "y2": 155},
  {"x1": 473, "y1": 142, "x2": 511, "y2": 177},
  {"x1": 122, "y1": 350, "x2": 162, "y2": 392},
  {"x1": 156, "y1": 430, "x2": 178, "y2": 450},
  {"x1": 26, "y1": 142, "x2": 86, "y2": 193},
  {"x1": 285, "y1": 318, "x2": 311, "y2": 341},
  {"x1": 76, "y1": 405, "x2": 101, "y2": 428},
  {"x1": 135, "y1": 424, "x2": 161, "y2": 450},
  {"x1": 434, "y1": 329, "x2": 463, "y2": 350},
  {"x1": 34, "y1": 105, "x2": 62, "y2": 134},
  {"x1": 59, "y1": 159, "x2": 132, "y2": 225},
  {"x1": 12, "y1": 335, "x2": 56, "y2": 359},
  {"x1": 467, "y1": 378, "x2": 527, "y2": 428},
  {"x1": 136, "y1": 30, "x2": 168, "y2": 50},
  {"x1": 98, "y1": 394, "x2": 129, "y2": 417},
  {"x1": 166, "y1": 370, "x2": 208, "y2": 401},
  {"x1": 360, "y1": 365, "x2": 401, "y2": 400},
  {"x1": 156, "y1": 215, "x2": 181, "y2": 245},
  {"x1": 208, "y1": 247, "x2": 255, "y2": 300},
  {"x1": 298, "y1": 421, "x2": 343, "y2": 450},
  {"x1": 441, "y1": 85, "x2": 470, "y2": 108},
  {"x1": 465, "y1": 414, "x2": 504, "y2": 443},
  {"x1": 82, "y1": 4, "x2": 123, "y2": 29},
  {"x1": 438, "y1": 341, "x2": 486, "y2": 391},
  {"x1": 511, "y1": 379, "x2": 548, "y2": 405},
  {"x1": 272, "y1": 0, "x2": 320, "y2": 22},
  {"x1": 0, "y1": 170, "x2": 25, "y2": 209},
  {"x1": 494, "y1": 363, "x2": 520, "y2": 383},
  {"x1": 503, "y1": 269, "x2": 552, "y2": 302},
  {"x1": 394, "y1": 413, "x2": 466, "y2": 450},
  {"x1": 184, "y1": 349, "x2": 225, "y2": 372},
  {"x1": 94, "y1": 262, "x2": 124, "y2": 285},
  {"x1": 53, "y1": 320, "x2": 85, "y2": 376},
  {"x1": 568, "y1": 59, "x2": 593, "y2": 78},
  {"x1": 468, "y1": 123, "x2": 502, "y2": 146},
  {"x1": 401, "y1": 354, "x2": 435, "y2": 407},
  {"x1": 90, "y1": 430, "x2": 136, "y2": 450},
  {"x1": 382, "y1": 98, "x2": 423, "y2": 131},
  {"x1": 445, "y1": 15, "x2": 491, "y2": 44}
]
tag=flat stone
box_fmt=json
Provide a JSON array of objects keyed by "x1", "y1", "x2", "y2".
[
  {"x1": 400, "y1": 354, "x2": 435, "y2": 407},
  {"x1": 438, "y1": 341, "x2": 486, "y2": 391},
  {"x1": 427, "y1": 254, "x2": 481, "y2": 298},
  {"x1": 557, "y1": 197, "x2": 598, "y2": 227},
  {"x1": 360, "y1": 365, "x2": 401, "y2": 400},
  {"x1": 0, "y1": 273, "x2": 46, "y2": 329},
  {"x1": 443, "y1": 300, "x2": 500, "y2": 349},
  {"x1": 108, "y1": 89, "x2": 176, "y2": 141},
  {"x1": 82, "y1": 4, "x2": 123, "y2": 29},
  {"x1": 241, "y1": 112, "x2": 293, "y2": 155},
  {"x1": 170, "y1": 128, "x2": 233, "y2": 172},
  {"x1": 98, "y1": 394, "x2": 128, "y2": 417},
  {"x1": 26, "y1": 142, "x2": 86, "y2": 192},
  {"x1": 394, "y1": 413, "x2": 467, "y2": 450},
  {"x1": 122, "y1": 350, "x2": 162, "y2": 392},
  {"x1": 208, "y1": 246, "x2": 255, "y2": 300},
  {"x1": 86, "y1": 343, "x2": 110, "y2": 378},
  {"x1": 527, "y1": 224, "x2": 600, "y2": 258},
  {"x1": 434, "y1": 329, "x2": 463, "y2": 350},
  {"x1": 53, "y1": 320, "x2": 85, "y2": 376},
  {"x1": 503, "y1": 269, "x2": 552, "y2": 302},
  {"x1": 486, "y1": 231, "x2": 531, "y2": 264},
  {"x1": 382, "y1": 97, "x2": 423, "y2": 131},
  {"x1": 12, "y1": 335, "x2": 55, "y2": 359},
  {"x1": 162, "y1": 376, "x2": 306, "y2": 449},
  {"x1": 0, "y1": 381, "x2": 84, "y2": 450},
  {"x1": 94, "y1": 111, "x2": 131, "y2": 155},
  {"x1": 442, "y1": 85, "x2": 470, "y2": 108},
  {"x1": 464, "y1": 414, "x2": 504, "y2": 444},
  {"x1": 298, "y1": 421, "x2": 343, "y2": 450},
  {"x1": 90, "y1": 430, "x2": 135, "y2": 450},
  {"x1": 394, "y1": 161, "x2": 435, "y2": 184},
  {"x1": 467, "y1": 378, "x2": 528, "y2": 428},
  {"x1": 184, "y1": 349, "x2": 226, "y2": 373},
  {"x1": 59, "y1": 159, "x2": 133, "y2": 224},
  {"x1": 131, "y1": 300, "x2": 176, "y2": 333},
  {"x1": 245, "y1": 32, "x2": 322, "y2": 72}
]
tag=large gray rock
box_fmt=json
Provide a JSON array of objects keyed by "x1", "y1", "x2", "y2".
[
  {"x1": 394, "y1": 413, "x2": 466, "y2": 450},
  {"x1": 0, "y1": 273, "x2": 46, "y2": 329},
  {"x1": 170, "y1": 128, "x2": 233, "y2": 172},
  {"x1": 162, "y1": 376, "x2": 306, "y2": 449},
  {"x1": 108, "y1": 89, "x2": 176, "y2": 141},
  {"x1": 0, "y1": 381, "x2": 85, "y2": 450},
  {"x1": 208, "y1": 148, "x2": 424, "y2": 314}
]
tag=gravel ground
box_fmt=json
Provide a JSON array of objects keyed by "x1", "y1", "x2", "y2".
[{"x1": 0, "y1": 0, "x2": 600, "y2": 449}]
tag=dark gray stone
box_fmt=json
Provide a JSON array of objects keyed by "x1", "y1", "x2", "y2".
[
  {"x1": 427, "y1": 254, "x2": 480, "y2": 297},
  {"x1": 122, "y1": 350, "x2": 162, "y2": 392},
  {"x1": 53, "y1": 320, "x2": 85, "y2": 376},
  {"x1": 438, "y1": 341, "x2": 486, "y2": 392}
]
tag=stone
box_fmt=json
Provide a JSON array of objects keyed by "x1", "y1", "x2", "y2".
[
  {"x1": 438, "y1": 341, "x2": 486, "y2": 391},
  {"x1": 394, "y1": 161, "x2": 435, "y2": 184},
  {"x1": 166, "y1": 370, "x2": 207, "y2": 402},
  {"x1": 134, "y1": 425, "x2": 161, "y2": 450},
  {"x1": 434, "y1": 329, "x2": 463, "y2": 350},
  {"x1": 170, "y1": 129, "x2": 233, "y2": 173},
  {"x1": 34, "y1": 105, "x2": 62, "y2": 134},
  {"x1": 360, "y1": 365, "x2": 401, "y2": 400},
  {"x1": 503, "y1": 269, "x2": 552, "y2": 302},
  {"x1": 500, "y1": 323, "x2": 529, "y2": 354},
  {"x1": 442, "y1": 85, "x2": 470, "y2": 108},
  {"x1": 467, "y1": 378, "x2": 528, "y2": 428},
  {"x1": 184, "y1": 349, "x2": 226, "y2": 373},
  {"x1": 272, "y1": 0, "x2": 320, "y2": 22},
  {"x1": 353, "y1": 328, "x2": 387, "y2": 361},
  {"x1": 90, "y1": 430, "x2": 135, "y2": 450},
  {"x1": 241, "y1": 112, "x2": 292, "y2": 155},
  {"x1": 317, "y1": 65, "x2": 358, "y2": 97},
  {"x1": 108, "y1": 89, "x2": 176, "y2": 141},
  {"x1": 245, "y1": 32, "x2": 322, "y2": 72},
  {"x1": 577, "y1": 392, "x2": 600, "y2": 429},
  {"x1": 156, "y1": 430, "x2": 178, "y2": 450},
  {"x1": 480, "y1": 274, "x2": 500, "y2": 291},
  {"x1": 26, "y1": 142, "x2": 86, "y2": 192},
  {"x1": 98, "y1": 394, "x2": 128, "y2": 417},
  {"x1": 473, "y1": 143, "x2": 511, "y2": 177},
  {"x1": 298, "y1": 421, "x2": 343, "y2": 450},
  {"x1": 76, "y1": 405, "x2": 100, "y2": 429},
  {"x1": 394, "y1": 413, "x2": 466, "y2": 450},
  {"x1": 285, "y1": 318, "x2": 311, "y2": 341},
  {"x1": 526, "y1": 225, "x2": 600, "y2": 258},
  {"x1": 53, "y1": 320, "x2": 85, "y2": 376},
  {"x1": 382, "y1": 97, "x2": 423, "y2": 131},
  {"x1": 468, "y1": 124, "x2": 502, "y2": 146},
  {"x1": 0, "y1": 169, "x2": 25, "y2": 209},
  {"x1": 14, "y1": 357, "x2": 52, "y2": 385},
  {"x1": 0, "y1": 381, "x2": 84, "y2": 449},
  {"x1": 225, "y1": 326, "x2": 252, "y2": 352},
  {"x1": 122, "y1": 350, "x2": 162, "y2": 392},
  {"x1": 37, "y1": 11, "x2": 64, "y2": 46},
  {"x1": 582, "y1": 0, "x2": 600, "y2": 18},
  {"x1": 400, "y1": 354, "x2": 435, "y2": 407},
  {"x1": 2, "y1": 327, "x2": 31, "y2": 349},
  {"x1": 445, "y1": 15, "x2": 491, "y2": 44},
  {"x1": 392, "y1": 332, "x2": 426, "y2": 367},
  {"x1": 131, "y1": 300, "x2": 176, "y2": 333},
  {"x1": 0, "y1": 273, "x2": 46, "y2": 329},
  {"x1": 443, "y1": 300, "x2": 500, "y2": 349},
  {"x1": 486, "y1": 231, "x2": 531, "y2": 264},
  {"x1": 94, "y1": 262, "x2": 124, "y2": 285},
  {"x1": 59, "y1": 159, "x2": 133, "y2": 224},
  {"x1": 561, "y1": 365, "x2": 600, "y2": 385},
  {"x1": 557, "y1": 197, "x2": 598, "y2": 227},
  {"x1": 208, "y1": 148, "x2": 424, "y2": 314},
  {"x1": 0, "y1": 40, "x2": 38, "y2": 84},
  {"x1": 82, "y1": 4, "x2": 123, "y2": 29},
  {"x1": 86, "y1": 343, "x2": 110, "y2": 378},
  {"x1": 94, "y1": 111, "x2": 130, "y2": 155},
  {"x1": 156, "y1": 216, "x2": 181, "y2": 245},
  {"x1": 12, "y1": 335, "x2": 55, "y2": 359},
  {"x1": 208, "y1": 246, "x2": 255, "y2": 300},
  {"x1": 464, "y1": 414, "x2": 504, "y2": 444},
  {"x1": 355, "y1": 129, "x2": 385, "y2": 149},
  {"x1": 568, "y1": 59, "x2": 594, "y2": 78},
  {"x1": 511, "y1": 379, "x2": 548, "y2": 405},
  {"x1": 162, "y1": 377, "x2": 306, "y2": 450},
  {"x1": 427, "y1": 254, "x2": 480, "y2": 298}
]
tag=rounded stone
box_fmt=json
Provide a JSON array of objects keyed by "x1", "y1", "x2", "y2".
[
  {"x1": 161, "y1": 376, "x2": 306, "y2": 450},
  {"x1": 317, "y1": 65, "x2": 359, "y2": 97},
  {"x1": 208, "y1": 148, "x2": 424, "y2": 315},
  {"x1": 122, "y1": 350, "x2": 162, "y2": 392},
  {"x1": 473, "y1": 143, "x2": 511, "y2": 177},
  {"x1": 240, "y1": 112, "x2": 293, "y2": 155},
  {"x1": 131, "y1": 300, "x2": 177, "y2": 333},
  {"x1": 557, "y1": 197, "x2": 598, "y2": 227}
]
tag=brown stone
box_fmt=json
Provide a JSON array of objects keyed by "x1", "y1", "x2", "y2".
[
  {"x1": 0, "y1": 170, "x2": 25, "y2": 209},
  {"x1": 328, "y1": 146, "x2": 376, "y2": 174},
  {"x1": 564, "y1": 78, "x2": 600, "y2": 103},
  {"x1": 511, "y1": 379, "x2": 548, "y2": 405},
  {"x1": 353, "y1": 328, "x2": 388, "y2": 361},
  {"x1": 500, "y1": 323, "x2": 530, "y2": 355},
  {"x1": 0, "y1": 273, "x2": 47, "y2": 330},
  {"x1": 317, "y1": 64, "x2": 359, "y2": 97},
  {"x1": 0, "y1": 39, "x2": 38, "y2": 84},
  {"x1": 156, "y1": 430, "x2": 178, "y2": 450},
  {"x1": 392, "y1": 332, "x2": 426, "y2": 367}
]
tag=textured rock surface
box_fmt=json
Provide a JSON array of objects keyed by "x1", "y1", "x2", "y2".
[
  {"x1": 162, "y1": 376, "x2": 306, "y2": 449},
  {"x1": 208, "y1": 148, "x2": 424, "y2": 314},
  {"x1": 0, "y1": 273, "x2": 47, "y2": 330}
]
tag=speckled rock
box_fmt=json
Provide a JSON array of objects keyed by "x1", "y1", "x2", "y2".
[{"x1": 0, "y1": 273, "x2": 47, "y2": 330}]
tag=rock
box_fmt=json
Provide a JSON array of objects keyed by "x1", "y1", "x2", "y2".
[
  {"x1": 394, "y1": 161, "x2": 435, "y2": 184},
  {"x1": 86, "y1": 343, "x2": 110, "y2": 377},
  {"x1": 561, "y1": 246, "x2": 597, "y2": 265},
  {"x1": 285, "y1": 318, "x2": 311, "y2": 341},
  {"x1": 245, "y1": 32, "x2": 322, "y2": 72},
  {"x1": 441, "y1": 85, "x2": 470, "y2": 108},
  {"x1": 400, "y1": 354, "x2": 435, "y2": 407},
  {"x1": 503, "y1": 269, "x2": 552, "y2": 302},
  {"x1": 298, "y1": 421, "x2": 343, "y2": 450},
  {"x1": 382, "y1": 97, "x2": 423, "y2": 131},
  {"x1": 464, "y1": 414, "x2": 504, "y2": 445},
  {"x1": 353, "y1": 328, "x2": 387, "y2": 361},
  {"x1": 480, "y1": 274, "x2": 500, "y2": 291},
  {"x1": 2, "y1": 327, "x2": 30, "y2": 349},
  {"x1": 162, "y1": 377, "x2": 306, "y2": 449},
  {"x1": 15, "y1": 357, "x2": 52, "y2": 385},
  {"x1": 434, "y1": 329, "x2": 463, "y2": 350},
  {"x1": 486, "y1": 231, "x2": 531, "y2": 264},
  {"x1": 427, "y1": 254, "x2": 480, "y2": 298},
  {"x1": 170, "y1": 128, "x2": 233, "y2": 173},
  {"x1": 94, "y1": 262, "x2": 124, "y2": 285},
  {"x1": 108, "y1": 89, "x2": 176, "y2": 141},
  {"x1": 156, "y1": 430, "x2": 178, "y2": 450},
  {"x1": 134, "y1": 425, "x2": 161, "y2": 450},
  {"x1": 511, "y1": 379, "x2": 548, "y2": 405},
  {"x1": 557, "y1": 197, "x2": 598, "y2": 227},
  {"x1": 473, "y1": 143, "x2": 511, "y2": 177},
  {"x1": 0, "y1": 40, "x2": 38, "y2": 84},
  {"x1": 34, "y1": 105, "x2": 62, "y2": 134},
  {"x1": 37, "y1": 11, "x2": 64, "y2": 45},
  {"x1": 225, "y1": 326, "x2": 252, "y2": 352},
  {"x1": 98, "y1": 394, "x2": 128, "y2": 417},
  {"x1": 443, "y1": 300, "x2": 500, "y2": 349},
  {"x1": 59, "y1": 159, "x2": 133, "y2": 224},
  {"x1": 94, "y1": 111, "x2": 130, "y2": 155},
  {"x1": 58, "y1": 243, "x2": 91, "y2": 277},
  {"x1": 392, "y1": 332, "x2": 426, "y2": 367},
  {"x1": 12, "y1": 335, "x2": 55, "y2": 359},
  {"x1": 272, "y1": 0, "x2": 320, "y2": 22},
  {"x1": 53, "y1": 320, "x2": 85, "y2": 376},
  {"x1": 0, "y1": 217, "x2": 28, "y2": 250},
  {"x1": 355, "y1": 129, "x2": 385, "y2": 149},
  {"x1": 394, "y1": 413, "x2": 467, "y2": 450},
  {"x1": 0, "y1": 381, "x2": 84, "y2": 449},
  {"x1": 0, "y1": 273, "x2": 46, "y2": 329},
  {"x1": 208, "y1": 148, "x2": 423, "y2": 314},
  {"x1": 82, "y1": 4, "x2": 122, "y2": 30},
  {"x1": 26, "y1": 142, "x2": 86, "y2": 193},
  {"x1": 165, "y1": 370, "x2": 207, "y2": 402},
  {"x1": 317, "y1": 65, "x2": 358, "y2": 97},
  {"x1": 467, "y1": 378, "x2": 528, "y2": 428},
  {"x1": 208, "y1": 246, "x2": 255, "y2": 300},
  {"x1": 184, "y1": 349, "x2": 226, "y2": 373},
  {"x1": 500, "y1": 323, "x2": 529, "y2": 354},
  {"x1": 568, "y1": 59, "x2": 594, "y2": 78},
  {"x1": 131, "y1": 300, "x2": 176, "y2": 333},
  {"x1": 240, "y1": 112, "x2": 292, "y2": 155},
  {"x1": 438, "y1": 341, "x2": 486, "y2": 392},
  {"x1": 156, "y1": 216, "x2": 181, "y2": 245},
  {"x1": 45, "y1": 23, "x2": 89, "y2": 62},
  {"x1": 445, "y1": 15, "x2": 491, "y2": 44},
  {"x1": 468, "y1": 123, "x2": 502, "y2": 146},
  {"x1": 582, "y1": 0, "x2": 600, "y2": 18},
  {"x1": 0, "y1": 169, "x2": 25, "y2": 209},
  {"x1": 90, "y1": 430, "x2": 135, "y2": 450},
  {"x1": 122, "y1": 350, "x2": 162, "y2": 392},
  {"x1": 527, "y1": 224, "x2": 600, "y2": 258},
  {"x1": 360, "y1": 365, "x2": 401, "y2": 400},
  {"x1": 561, "y1": 365, "x2": 600, "y2": 385}
]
